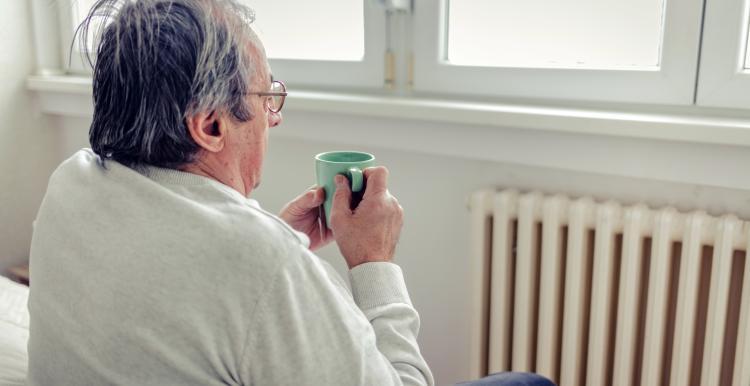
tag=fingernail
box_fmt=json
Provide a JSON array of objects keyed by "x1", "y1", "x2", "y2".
[{"x1": 335, "y1": 175, "x2": 345, "y2": 186}]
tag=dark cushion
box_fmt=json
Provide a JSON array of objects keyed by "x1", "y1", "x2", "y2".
[{"x1": 455, "y1": 372, "x2": 556, "y2": 386}]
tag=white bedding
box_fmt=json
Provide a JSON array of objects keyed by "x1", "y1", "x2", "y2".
[{"x1": 0, "y1": 276, "x2": 29, "y2": 386}]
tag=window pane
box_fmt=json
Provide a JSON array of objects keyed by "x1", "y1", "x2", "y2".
[
  {"x1": 72, "y1": 0, "x2": 99, "y2": 52},
  {"x1": 73, "y1": 0, "x2": 96, "y2": 23},
  {"x1": 71, "y1": 0, "x2": 365, "y2": 61},
  {"x1": 241, "y1": 0, "x2": 364, "y2": 61},
  {"x1": 447, "y1": 0, "x2": 665, "y2": 70}
]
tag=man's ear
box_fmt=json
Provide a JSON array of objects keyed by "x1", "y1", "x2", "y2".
[{"x1": 185, "y1": 111, "x2": 225, "y2": 153}]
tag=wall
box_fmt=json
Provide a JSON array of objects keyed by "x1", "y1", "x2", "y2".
[
  {"x1": 0, "y1": 1, "x2": 58, "y2": 274},
  {"x1": 54, "y1": 108, "x2": 750, "y2": 385}
]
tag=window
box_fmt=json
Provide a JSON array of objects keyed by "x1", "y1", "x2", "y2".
[
  {"x1": 246, "y1": 0, "x2": 364, "y2": 61},
  {"x1": 60, "y1": 0, "x2": 385, "y2": 88},
  {"x1": 446, "y1": 0, "x2": 663, "y2": 70},
  {"x1": 240, "y1": 0, "x2": 385, "y2": 88},
  {"x1": 42, "y1": 0, "x2": 750, "y2": 110},
  {"x1": 413, "y1": 0, "x2": 703, "y2": 105},
  {"x1": 696, "y1": 0, "x2": 750, "y2": 109}
]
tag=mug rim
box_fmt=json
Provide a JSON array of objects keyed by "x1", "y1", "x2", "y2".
[{"x1": 315, "y1": 150, "x2": 375, "y2": 163}]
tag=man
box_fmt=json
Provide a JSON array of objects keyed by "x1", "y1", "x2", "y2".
[{"x1": 27, "y1": 0, "x2": 434, "y2": 385}]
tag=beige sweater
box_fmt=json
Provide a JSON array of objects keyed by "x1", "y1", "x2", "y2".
[{"x1": 27, "y1": 149, "x2": 434, "y2": 386}]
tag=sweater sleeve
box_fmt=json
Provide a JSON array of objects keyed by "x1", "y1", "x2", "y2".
[
  {"x1": 349, "y1": 262, "x2": 436, "y2": 386},
  {"x1": 240, "y1": 253, "x2": 434, "y2": 386}
]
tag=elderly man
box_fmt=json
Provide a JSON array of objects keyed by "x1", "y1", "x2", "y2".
[{"x1": 27, "y1": 0, "x2": 433, "y2": 385}]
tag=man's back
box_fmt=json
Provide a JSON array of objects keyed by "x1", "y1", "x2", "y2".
[
  {"x1": 28, "y1": 149, "x2": 311, "y2": 385},
  {"x1": 28, "y1": 149, "x2": 433, "y2": 385}
]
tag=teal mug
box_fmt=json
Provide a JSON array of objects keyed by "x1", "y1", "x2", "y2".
[{"x1": 315, "y1": 151, "x2": 376, "y2": 223}]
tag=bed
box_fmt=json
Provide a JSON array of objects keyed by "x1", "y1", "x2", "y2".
[{"x1": 0, "y1": 276, "x2": 29, "y2": 386}]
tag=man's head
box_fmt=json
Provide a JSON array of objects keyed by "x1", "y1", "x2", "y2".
[{"x1": 81, "y1": 0, "x2": 282, "y2": 194}]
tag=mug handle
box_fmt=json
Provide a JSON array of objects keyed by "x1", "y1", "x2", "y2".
[{"x1": 347, "y1": 167, "x2": 363, "y2": 192}]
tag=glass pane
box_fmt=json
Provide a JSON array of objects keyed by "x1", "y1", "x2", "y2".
[
  {"x1": 72, "y1": 0, "x2": 96, "y2": 22},
  {"x1": 72, "y1": 0, "x2": 99, "y2": 52},
  {"x1": 71, "y1": 0, "x2": 365, "y2": 61},
  {"x1": 447, "y1": 0, "x2": 665, "y2": 70},
  {"x1": 242, "y1": 0, "x2": 364, "y2": 61}
]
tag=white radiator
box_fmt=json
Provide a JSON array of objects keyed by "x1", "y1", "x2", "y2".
[{"x1": 467, "y1": 189, "x2": 750, "y2": 386}]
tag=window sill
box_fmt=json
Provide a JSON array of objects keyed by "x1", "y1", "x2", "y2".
[{"x1": 27, "y1": 74, "x2": 750, "y2": 148}]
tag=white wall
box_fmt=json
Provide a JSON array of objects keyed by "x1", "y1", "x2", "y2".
[
  {"x1": 54, "y1": 109, "x2": 750, "y2": 385},
  {"x1": 0, "y1": 1, "x2": 59, "y2": 274}
]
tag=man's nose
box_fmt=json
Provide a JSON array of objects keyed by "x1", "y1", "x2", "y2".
[{"x1": 269, "y1": 111, "x2": 282, "y2": 127}]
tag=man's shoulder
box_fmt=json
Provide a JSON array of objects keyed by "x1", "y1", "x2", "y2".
[
  {"x1": 190, "y1": 194, "x2": 311, "y2": 275},
  {"x1": 217, "y1": 203, "x2": 308, "y2": 256},
  {"x1": 45, "y1": 148, "x2": 142, "y2": 200},
  {"x1": 47, "y1": 148, "x2": 102, "y2": 185}
]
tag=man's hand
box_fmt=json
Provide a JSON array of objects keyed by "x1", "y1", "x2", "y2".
[
  {"x1": 279, "y1": 186, "x2": 334, "y2": 251},
  {"x1": 329, "y1": 167, "x2": 404, "y2": 269}
]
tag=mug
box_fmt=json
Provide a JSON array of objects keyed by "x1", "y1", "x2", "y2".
[{"x1": 315, "y1": 151, "x2": 376, "y2": 223}]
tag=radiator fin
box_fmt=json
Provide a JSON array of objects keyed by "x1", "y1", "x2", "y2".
[
  {"x1": 733, "y1": 236, "x2": 750, "y2": 386},
  {"x1": 559, "y1": 198, "x2": 595, "y2": 386},
  {"x1": 612, "y1": 206, "x2": 647, "y2": 386},
  {"x1": 669, "y1": 212, "x2": 705, "y2": 386},
  {"x1": 487, "y1": 191, "x2": 518, "y2": 373},
  {"x1": 536, "y1": 196, "x2": 567, "y2": 381},
  {"x1": 512, "y1": 193, "x2": 542, "y2": 371},
  {"x1": 701, "y1": 217, "x2": 739, "y2": 386},
  {"x1": 642, "y1": 210, "x2": 676, "y2": 386},
  {"x1": 586, "y1": 203, "x2": 620, "y2": 386}
]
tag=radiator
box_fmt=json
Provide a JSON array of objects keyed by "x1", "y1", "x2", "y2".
[{"x1": 467, "y1": 189, "x2": 750, "y2": 386}]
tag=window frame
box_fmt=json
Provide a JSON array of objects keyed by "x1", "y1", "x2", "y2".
[
  {"x1": 696, "y1": 0, "x2": 750, "y2": 108},
  {"x1": 411, "y1": 0, "x2": 705, "y2": 105}
]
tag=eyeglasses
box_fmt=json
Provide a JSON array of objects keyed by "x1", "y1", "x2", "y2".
[{"x1": 247, "y1": 80, "x2": 287, "y2": 113}]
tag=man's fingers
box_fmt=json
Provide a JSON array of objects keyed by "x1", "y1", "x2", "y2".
[
  {"x1": 330, "y1": 175, "x2": 352, "y2": 223},
  {"x1": 284, "y1": 187, "x2": 324, "y2": 217},
  {"x1": 297, "y1": 186, "x2": 324, "y2": 207},
  {"x1": 363, "y1": 166, "x2": 389, "y2": 199},
  {"x1": 310, "y1": 186, "x2": 325, "y2": 206}
]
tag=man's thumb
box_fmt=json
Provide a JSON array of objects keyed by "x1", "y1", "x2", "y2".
[{"x1": 330, "y1": 175, "x2": 352, "y2": 218}]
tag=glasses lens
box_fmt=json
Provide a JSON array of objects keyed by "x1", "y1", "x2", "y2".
[{"x1": 270, "y1": 82, "x2": 285, "y2": 112}]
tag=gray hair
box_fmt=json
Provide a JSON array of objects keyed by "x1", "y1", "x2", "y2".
[{"x1": 76, "y1": 0, "x2": 258, "y2": 168}]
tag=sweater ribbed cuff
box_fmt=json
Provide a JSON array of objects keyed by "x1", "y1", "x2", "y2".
[{"x1": 348, "y1": 262, "x2": 412, "y2": 310}]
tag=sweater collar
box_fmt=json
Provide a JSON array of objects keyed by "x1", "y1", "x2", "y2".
[
  {"x1": 138, "y1": 164, "x2": 213, "y2": 186},
  {"x1": 135, "y1": 164, "x2": 261, "y2": 208}
]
